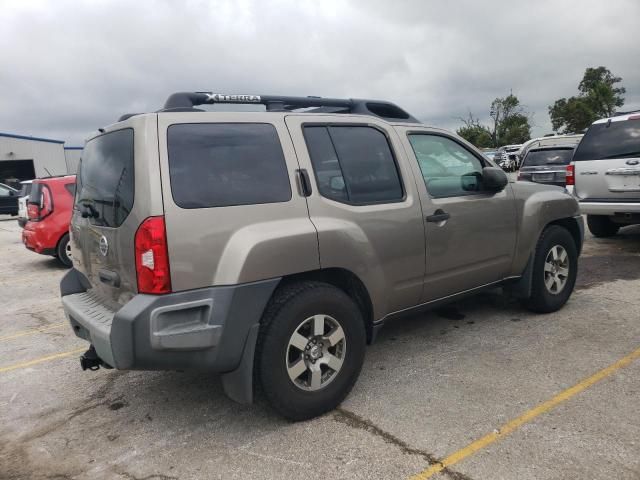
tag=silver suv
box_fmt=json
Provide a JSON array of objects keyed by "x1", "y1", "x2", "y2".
[
  {"x1": 569, "y1": 112, "x2": 640, "y2": 237},
  {"x1": 60, "y1": 92, "x2": 583, "y2": 420}
]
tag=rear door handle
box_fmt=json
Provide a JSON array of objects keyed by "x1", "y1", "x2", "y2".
[{"x1": 426, "y1": 209, "x2": 450, "y2": 223}]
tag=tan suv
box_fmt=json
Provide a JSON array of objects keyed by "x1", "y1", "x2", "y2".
[{"x1": 61, "y1": 92, "x2": 584, "y2": 420}]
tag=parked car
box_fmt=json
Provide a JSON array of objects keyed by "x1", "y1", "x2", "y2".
[
  {"x1": 481, "y1": 149, "x2": 497, "y2": 161},
  {"x1": 17, "y1": 180, "x2": 34, "y2": 227},
  {"x1": 0, "y1": 182, "x2": 19, "y2": 216},
  {"x1": 518, "y1": 146, "x2": 577, "y2": 187},
  {"x1": 60, "y1": 91, "x2": 583, "y2": 421},
  {"x1": 568, "y1": 112, "x2": 640, "y2": 237},
  {"x1": 518, "y1": 134, "x2": 583, "y2": 164},
  {"x1": 22, "y1": 175, "x2": 76, "y2": 266},
  {"x1": 495, "y1": 144, "x2": 522, "y2": 171}
]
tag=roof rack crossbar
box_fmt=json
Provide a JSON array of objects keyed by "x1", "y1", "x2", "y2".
[{"x1": 161, "y1": 91, "x2": 419, "y2": 123}]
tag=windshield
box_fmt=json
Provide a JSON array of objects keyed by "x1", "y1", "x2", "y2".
[
  {"x1": 75, "y1": 129, "x2": 134, "y2": 227},
  {"x1": 523, "y1": 149, "x2": 574, "y2": 167},
  {"x1": 573, "y1": 119, "x2": 640, "y2": 161}
]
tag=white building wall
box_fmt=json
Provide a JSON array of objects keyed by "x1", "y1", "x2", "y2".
[
  {"x1": 64, "y1": 148, "x2": 83, "y2": 174},
  {"x1": 0, "y1": 134, "x2": 68, "y2": 178}
]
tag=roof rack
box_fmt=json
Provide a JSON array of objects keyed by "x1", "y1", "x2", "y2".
[
  {"x1": 614, "y1": 109, "x2": 640, "y2": 117},
  {"x1": 155, "y1": 91, "x2": 420, "y2": 123}
]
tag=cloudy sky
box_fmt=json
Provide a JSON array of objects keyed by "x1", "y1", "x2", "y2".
[{"x1": 1, "y1": 0, "x2": 639, "y2": 145}]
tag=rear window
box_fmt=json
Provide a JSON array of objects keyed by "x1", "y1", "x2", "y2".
[
  {"x1": 167, "y1": 123, "x2": 291, "y2": 209},
  {"x1": 573, "y1": 119, "x2": 640, "y2": 161},
  {"x1": 522, "y1": 148, "x2": 574, "y2": 167},
  {"x1": 75, "y1": 129, "x2": 134, "y2": 227}
]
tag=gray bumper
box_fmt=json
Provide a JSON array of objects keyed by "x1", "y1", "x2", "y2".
[{"x1": 60, "y1": 268, "x2": 279, "y2": 373}]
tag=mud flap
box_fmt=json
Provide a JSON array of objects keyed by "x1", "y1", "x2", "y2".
[{"x1": 220, "y1": 323, "x2": 259, "y2": 404}]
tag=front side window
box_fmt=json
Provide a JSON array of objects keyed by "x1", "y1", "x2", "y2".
[
  {"x1": 408, "y1": 134, "x2": 484, "y2": 197},
  {"x1": 167, "y1": 123, "x2": 291, "y2": 209},
  {"x1": 76, "y1": 128, "x2": 134, "y2": 227},
  {"x1": 304, "y1": 125, "x2": 403, "y2": 204}
]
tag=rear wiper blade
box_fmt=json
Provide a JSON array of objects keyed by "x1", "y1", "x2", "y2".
[{"x1": 602, "y1": 151, "x2": 640, "y2": 159}]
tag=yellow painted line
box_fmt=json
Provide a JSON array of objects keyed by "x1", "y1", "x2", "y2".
[
  {"x1": 0, "y1": 347, "x2": 86, "y2": 374},
  {"x1": 410, "y1": 346, "x2": 640, "y2": 480},
  {"x1": 0, "y1": 322, "x2": 65, "y2": 342}
]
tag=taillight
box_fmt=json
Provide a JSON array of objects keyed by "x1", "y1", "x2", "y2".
[
  {"x1": 27, "y1": 203, "x2": 40, "y2": 220},
  {"x1": 134, "y1": 216, "x2": 171, "y2": 294},
  {"x1": 26, "y1": 187, "x2": 53, "y2": 221},
  {"x1": 565, "y1": 163, "x2": 575, "y2": 186}
]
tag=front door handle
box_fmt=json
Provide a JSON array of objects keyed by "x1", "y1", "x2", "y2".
[{"x1": 426, "y1": 209, "x2": 450, "y2": 223}]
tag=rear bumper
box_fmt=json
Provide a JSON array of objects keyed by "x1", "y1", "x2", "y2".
[
  {"x1": 578, "y1": 201, "x2": 640, "y2": 215},
  {"x1": 60, "y1": 268, "x2": 279, "y2": 373},
  {"x1": 22, "y1": 221, "x2": 60, "y2": 254}
]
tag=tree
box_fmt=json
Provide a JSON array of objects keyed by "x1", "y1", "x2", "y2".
[
  {"x1": 549, "y1": 66, "x2": 625, "y2": 133},
  {"x1": 456, "y1": 113, "x2": 493, "y2": 148},
  {"x1": 456, "y1": 93, "x2": 532, "y2": 148}
]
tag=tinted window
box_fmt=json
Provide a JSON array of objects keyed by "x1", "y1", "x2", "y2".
[
  {"x1": 304, "y1": 126, "x2": 403, "y2": 204},
  {"x1": 168, "y1": 123, "x2": 291, "y2": 208},
  {"x1": 76, "y1": 129, "x2": 134, "y2": 227},
  {"x1": 522, "y1": 148, "x2": 574, "y2": 167},
  {"x1": 408, "y1": 134, "x2": 484, "y2": 197},
  {"x1": 573, "y1": 120, "x2": 640, "y2": 161}
]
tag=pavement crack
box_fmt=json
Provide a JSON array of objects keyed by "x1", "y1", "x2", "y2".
[
  {"x1": 334, "y1": 408, "x2": 473, "y2": 480},
  {"x1": 114, "y1": 470, "x2": 178, "y2": 480}
]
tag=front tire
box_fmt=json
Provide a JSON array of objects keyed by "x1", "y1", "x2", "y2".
[
  {"x1": 56, "y1": 233, "x2": 72, "y2": 268},
  {"x1": 521, "y1": 225, "x2": 578, "y2": 313},
  {"x1": 256, "y1": 281, "x2": 366, "y2": 421},
  {"x1": 587, "y1": 215, "x2": 619, "y2": 238}
]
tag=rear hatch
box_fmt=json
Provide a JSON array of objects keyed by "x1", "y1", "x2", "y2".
[
  {"x1": 573, "y1": 116, "x2": 640, "y2": 201},
  {"x1": 520, "y1": 147, "x2": 574, "y2": 184},
  {"x1": 70, "y1": 115, "x2": 162, "y2": 308}
]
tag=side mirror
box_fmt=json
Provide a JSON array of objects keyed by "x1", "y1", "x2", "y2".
[{"x1": 482, "y1": 167, "x2": 508, "y2": 192}]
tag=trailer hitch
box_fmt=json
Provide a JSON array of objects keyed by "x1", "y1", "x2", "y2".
[{"x1": 80, "y1": 345, "x2": 112, "y2": 371}]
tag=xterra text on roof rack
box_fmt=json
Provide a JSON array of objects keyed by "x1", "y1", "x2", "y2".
[{"x1": 60, "y1": 91, "x2": 583, "y2": 420}]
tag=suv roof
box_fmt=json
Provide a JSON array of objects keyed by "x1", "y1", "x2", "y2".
[
  {"x1": 118, "y1": 91, "x2": 421, "y2": 124},
  {"x1": 592, "y1": 111, "x2": 640, "y2": 124}
]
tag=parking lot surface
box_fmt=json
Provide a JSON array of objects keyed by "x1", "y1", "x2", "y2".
[{"x1": 1, "y1": 216, "x2": 639, "y2": 480}]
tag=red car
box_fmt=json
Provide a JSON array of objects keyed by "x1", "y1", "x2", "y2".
[{"x1": 22, "y1": 175, "x2": 76, "y2": 267}]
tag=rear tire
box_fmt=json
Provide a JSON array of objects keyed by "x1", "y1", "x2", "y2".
[
  {"x1": 56, "y1": 233, "x2": 72, "y2": 268},
  {"x1": 256, "y1": 281, "x2": 366, "y2": 421},
  {"x1": 521, "y1": 225, "x2": 578, "y2": 313},
  {"x1": 587, "y1": 215, "x2": 619, "y2": 237}
]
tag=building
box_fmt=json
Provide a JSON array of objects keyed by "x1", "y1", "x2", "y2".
[
  {"x1": 64, "y1": 146, "x2": 83, "y2": 174},
  {"x1": 0, "y1": 132, "x2": 80, "y2": 188}
]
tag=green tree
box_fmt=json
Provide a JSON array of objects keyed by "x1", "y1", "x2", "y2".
[
  {"x1": 456, "y1": 113, "x2": 493, "y2": 148},
  {"x1": 549, "y1": 66, "x2": 625, "y2": 133},
  {"x1": 457, "y1": 93, "x2": 532, "y2": 148}
]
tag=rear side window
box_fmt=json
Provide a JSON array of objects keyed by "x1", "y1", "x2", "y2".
[
  {"x1": 523, "y1": 149, "x2": 574, "y2": 167},
  {"x1": 304, "y1": 125, "x2": 403, "y2": 204},
  {"x1": 167, "y1": 123, "x2": 291, "y2": 208},
  {"x1": 573, "y1": 120, "x2": 640, "y2": 161},
  {"x1": 76, "y1": 129, "x2": 134, "y2": 227}
]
